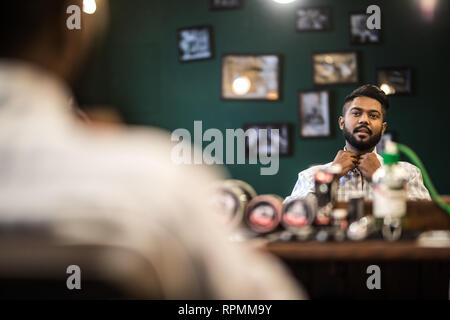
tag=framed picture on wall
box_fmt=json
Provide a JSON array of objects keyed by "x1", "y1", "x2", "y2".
[
  {"x1": 376, "y1": 67, "x2": 412, "y2": 95},
  {"x1": 298, "y1": 90, "x2": 331, "y2": 138},
  {"x1": 349, "y1": 12, "x2": 381, "y2": 44},
  {"x1": 221, "y1": 54, "x2": 281, "y2": 100},
  {"x1": 243, "y1": 123, "x2": 291, "y2": 157},
  {"x1": 210, "y1": 0, "x2": 242, "y2": 10},
  {"x1": 312, "y1": 52, "x2": 359, "y2": 85},
  {"x1": 177, "y1": 25, "x2": 214, "y2": 62},
  {"x1": 295, "y1": 6, "x2": 332, "y2": 32}
]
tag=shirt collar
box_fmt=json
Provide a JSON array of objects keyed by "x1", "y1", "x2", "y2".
[{"x1": 342, "y1": 146, "x2": 384, "y2": 167}]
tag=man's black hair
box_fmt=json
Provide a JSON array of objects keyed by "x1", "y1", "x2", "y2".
[{"x1": 342, "y1": 84, "x2": 389, "y2": 120}]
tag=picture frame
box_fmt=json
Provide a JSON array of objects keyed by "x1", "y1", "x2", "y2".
[
  {"x1": 376, "y1": 67, "x2": 412, "y2": 95},
  {"x1": 349, "y1": 12, "x2": 381, "y2": 44},
  {"x1": 209, "y1": 0, "x2": 242, "y2": 11},
  {"x1": 298, "y1": 90, "x2": 331, "y2": 138},
  {"x1": 295, "y1": 6, "x2": 332, "y2": 32},
  {"x1": 221, "y1": 54, "x2": 281, "y2": 100},
  {"x1": 177, "y1": 25, "x2": 214, "y2": 63},
  {"x1": 312, "y1": 51, "x2": 359, "y2": 85},
  {"x1": 243, "y1": 123, "x2": 292, "y2": 157}
]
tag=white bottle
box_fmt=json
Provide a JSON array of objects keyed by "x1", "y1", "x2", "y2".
[{"x1": 372, "y1": 141, "x2": 407, "y2": 241}]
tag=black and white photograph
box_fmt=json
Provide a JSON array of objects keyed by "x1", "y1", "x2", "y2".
[
  {"x1": 177, "y1": 25, "x2": 214, "y2": 62},
  {"x1": 312, "y1": 52, "x2": 358, "y2": 85},
  {"x1": 210, "y1": 0, "x2": 242, "y2": 10},
  {"x1": 377, "y1": 67, "x2": 412, "y2": 95},
  {"x1": 243, "y1": 123, "x2": 291, "y2": 157},
  {"x1": 222, "y1": 55, "x2": 281, "y2": 100},
  {"x1": 296, "y1": 7, "x2": 332, "y2": 32},
  {"x1": 298, "y1": 90, "x2": 331, "y2": 138},
  {"x1": 349, "y1": 12, "x2": 381, "y2": 44}
]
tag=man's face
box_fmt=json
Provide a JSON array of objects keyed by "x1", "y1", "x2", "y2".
[{"x1": 339, "y1": 96, "x2": 387, "y2": 152}]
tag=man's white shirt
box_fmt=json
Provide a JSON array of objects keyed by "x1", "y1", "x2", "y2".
[{"x1": 285, "y1": 148, "x2": 431, "y2": 203}]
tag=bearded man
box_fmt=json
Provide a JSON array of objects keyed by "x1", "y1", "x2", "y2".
[{"x1": 285, "y1": 84, "x2": 431, "y2": 202}]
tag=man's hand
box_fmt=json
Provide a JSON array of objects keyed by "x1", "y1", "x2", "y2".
[
  {"x1": 357, "y1": 153, "x2": 381, "y2": 181},
  {"x1": 332, "y1": 151, "x2": 359, "y2": 178}
]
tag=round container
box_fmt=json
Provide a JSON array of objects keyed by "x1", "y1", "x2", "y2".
[
  {"x1": 223, "y1": 179, "x2": 257, "y2": 204},
  {"x1": 244, "y1": 195, "x2": 283, "y2": 234},
  {"x1": 282, "y1": 197, "x2": 316, "y2": 231},
  {"x1": 210, "y1": 180, "x2": 257, "y2": 228}
]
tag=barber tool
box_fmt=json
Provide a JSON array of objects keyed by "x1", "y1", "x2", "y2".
[
  {"x1": 331, "y1": 208, "x2": 348, "y2": 241},
  {"x1": 314, "y1": 165, "x2": 341, "y2": 226},
  {"x1": 372, "y1": 141, "x2": 407, "y2": 241},
  {"x1": 347, "y1": 197, "x2": 365, "y2": 223}
]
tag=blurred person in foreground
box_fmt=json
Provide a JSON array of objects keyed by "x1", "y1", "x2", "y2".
[{"x1": 0, "y1": 1, "x2": 306, "y2": 299}]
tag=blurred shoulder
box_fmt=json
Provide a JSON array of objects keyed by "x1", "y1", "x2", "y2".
[{"x1": 64, "y1": 124, "x2": 226, "y2": 204}]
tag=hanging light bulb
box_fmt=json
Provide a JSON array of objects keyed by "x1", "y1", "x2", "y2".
[{"x1": 83, "y1": 0, "x2": 97, "y2": 14}]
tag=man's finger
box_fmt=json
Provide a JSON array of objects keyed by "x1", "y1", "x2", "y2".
[{"x1": 344, "y1": 151, "x2": 357, "y2": 157}]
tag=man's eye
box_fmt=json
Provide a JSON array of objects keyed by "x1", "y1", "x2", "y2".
[
  {"x1": 370, "y1": 114, "x2": 380, "y2": 119},
  {"x1": 352, "y1": 112, "x2": 360, "y2": 116}
]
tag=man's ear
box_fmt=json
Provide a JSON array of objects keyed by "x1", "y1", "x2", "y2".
[
  {"x1": 338, "y1": 116, "x2": 344, "y2": 130},
  {"x1": 381, "y1": 122, "x2": 387, "y2": 135}
]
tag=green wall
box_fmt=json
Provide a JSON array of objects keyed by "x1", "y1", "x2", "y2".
[{"x1": 76, "y1": 0, "x2": 450, "y2": 197}]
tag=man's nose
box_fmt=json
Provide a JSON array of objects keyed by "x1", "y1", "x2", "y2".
[{"x1": 358, "y1": 113, "x2": 369, "y2": 124}]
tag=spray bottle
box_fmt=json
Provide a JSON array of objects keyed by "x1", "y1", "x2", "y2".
[{"x1": 372, "y1": 140, "x2": 407, "y2": 241}]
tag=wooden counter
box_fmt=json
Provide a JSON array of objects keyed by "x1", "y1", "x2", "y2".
[
  {"x1": 266, "y1": 240, "x2": 450, "y2": 261},
  {"x1": 262, "y1": 200, "x2": 450, "y2": 299}
]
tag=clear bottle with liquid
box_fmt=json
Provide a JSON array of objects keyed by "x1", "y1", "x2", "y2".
[{"x1": 372, "y1": 140, "x2": 407, "y2": 241}]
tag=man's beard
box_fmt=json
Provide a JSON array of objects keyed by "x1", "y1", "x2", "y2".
[{"x1": 343, "y1": 124, "x2": 382, "y2": 152}]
